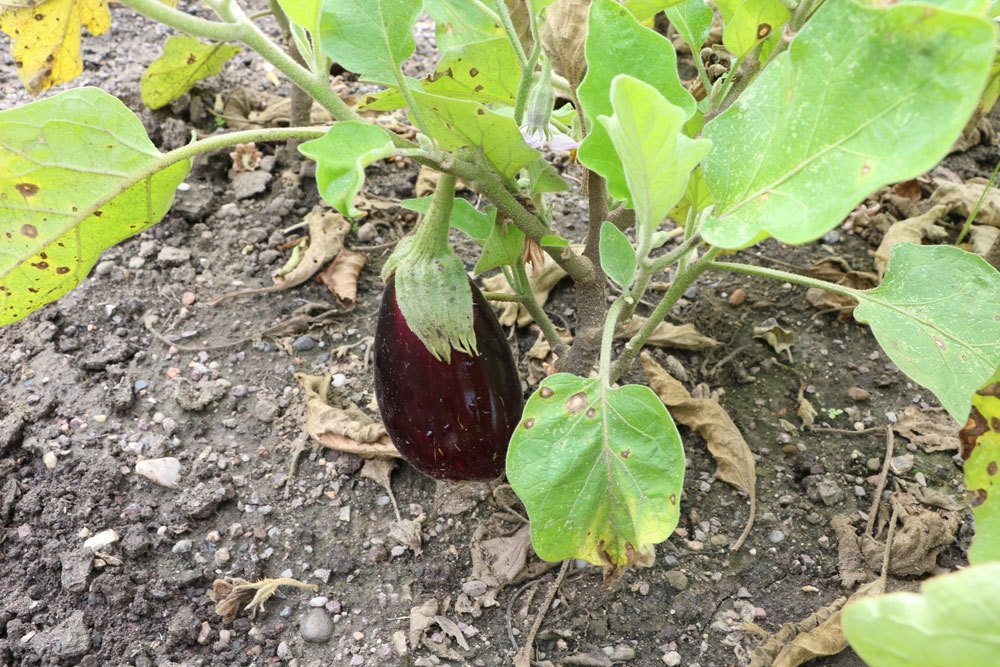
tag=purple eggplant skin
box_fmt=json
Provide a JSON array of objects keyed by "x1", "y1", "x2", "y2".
[{"x1": 374, "y1": 275, "x2": 524, "y2": 481}]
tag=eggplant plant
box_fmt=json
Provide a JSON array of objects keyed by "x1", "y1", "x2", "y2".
[{"x1": 1, "y1": 0, "x2": 999, "y2": 579}]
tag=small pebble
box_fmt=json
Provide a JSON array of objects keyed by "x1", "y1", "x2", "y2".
[
  {"x1": 84, "y1": 529, "x2": 120, "y2": 551},
  {"x1": 172, "y1": 539, "x2": 193, "y2": 554},
  {"x1": 331, "y1": 373, "x2": 347, "y2": 388},
  {"x1": 663, "y1": 651, "x2": 682, "y2": 666},
  {"x1": 292, "y1": 335, "x2": 316, "y2": 352},
  {"x1": 768, "y1": 530, "x2": 785, "y2": 544},
  {"x1": 309, "y1": 596, "x2": 329, "y2": 608},
  {"x1": 299, "y1": 608, "x2": 334, "y2": 644},
  {"x1": 181, "y1": 291, "x2": 196, "y2": 306},
  {"x1": 43, "y1": 451, "x2": 58, "y2": 470},
  {"x1": 135, "y1": 457, "x2": 181, "y2": 488},
  {"x1": 890, "y1": 454, "x2": 914, "y2": 475},
  {"x1": 728, "y1": 288, "x2": 747, "y2": 306}
]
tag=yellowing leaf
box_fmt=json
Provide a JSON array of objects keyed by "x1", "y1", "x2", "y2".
[
  {"x1": 0, "y1": 0, "x2": 111, "y2": 94},
  {"x1": 140, "y1": 36, "x2": 240, "y2": 110}
]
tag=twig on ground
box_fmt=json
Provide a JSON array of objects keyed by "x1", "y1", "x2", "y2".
[
  {"x1": 867, "y1": 426, "x2": 895, "y2": 537},
  {"x1": 514, "y1": 560, "x2": 570, "y2": 667}
]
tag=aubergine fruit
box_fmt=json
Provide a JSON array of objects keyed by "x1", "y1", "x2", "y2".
[{"x1": 374, "y1": 275, "x2": 523, "y2": 481}]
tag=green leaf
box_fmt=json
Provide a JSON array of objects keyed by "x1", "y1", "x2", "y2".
[
  {"x1": 298, "y1": 122, "x2": 396, "y2": 218},
  {"x1": 669, "y1": 166, "x2": 713, "y2": 226},
  {"x1": 577, "y1": 0, "x2": 696, "y2": 203},
  {"x1": 540, "y1": 234, "x2": 570, "y2": 247},
  {"x1": 140, "y1": 36, "x2": 240, "y2": 110},
  {"x1": 401, "y1": 196, "x2": 493, "y2": 242},
  {"x1": 961, "y1": 367, "x2": 1000, "y2": 564},
  {"x1": 526, "y1": 158, "x2": 570, "y2": 194},
  {"x1": 359, "y1": 37, "x2": 523, "y2": 110},
  {"x1": 623, "y1": 0, "x2": 684, "y2": 22},
  {"x1": 277, "y1": 0, "x2": 322, "y2": 30},
  {"x1": 666, "y1": 0, "x2": 713, "y2": 51},
  {"x1": 599, "y1": 222, "x2": 636, "y2": 289},
  {"x1": 715, "y1": 0, "x2": 790, "y2": 58},
  {"x1": 507, "y1": 373, "x2": 685, "y2": 566},
  {"x1": 474, "y1": 216, "x2": 524, "y2": 274},
  {"x1": 318, "y1": 0, "x2": 421, "y2": 84},
  {"x1": 852, "y1": 244, "x2": 1000, "y2": 422},
  {"x1": 411, "y1": 91, "x2": 540, "y2": 178},
  {"x1": 597, "y1": 75, "x2": 711, "y2": 239},
  {"x1": 842, "y1": 563, "x2": 1000, "y2": 667},
  {"x1": 0, "y1": 88, "x2": 190, "y2": 327},
  {"x1": 701, "y1": 0, "x2": 996, "y2": 249},
  {"x1": 424, "y1": 0, "x2": 501, "y2": 51}
]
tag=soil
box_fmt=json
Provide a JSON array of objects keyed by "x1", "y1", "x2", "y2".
[{"x1": 1, "y1": 4, "x2": 996, "y2": 667}]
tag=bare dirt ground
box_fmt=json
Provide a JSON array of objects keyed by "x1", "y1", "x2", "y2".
[{"x1": 1, "y1": 4, "x2": 995, "y2": 666}]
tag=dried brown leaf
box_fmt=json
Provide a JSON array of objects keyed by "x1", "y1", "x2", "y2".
[
  {"x1": 892, "y1": 405, "x2": 960, "y2": 452},
  {"x1": 874, "y1": 204, "x2": 950, "y2": 277},
  {"x1": 389, "y1": 516, "x2": 424, "y2": 556},
  {"x1": 470, "y1": 524, "x2": 532, "y2": 588},
  {"x1": 619, "y1": 318, "x2": 719, "y2": 351},
  {"x1": 797, "y1": 397, "x2": 817, "y2": 428},
  {"x1": 641, "y1": 353, "x2": 756, "y2": 550},
  {"x1": 229, "y1": 142, "x2": 262, "y2": 175},
  {"x1": 210, "y1": 576, "x2": 317, "y2": 622},
  {"x1": 928, "y1": 178, "x2": 1000, "y2": 227},
  {"x1": 892, "y1": 179, "x2": 923, "y2": 201},
  {"x1": 433, "y1": 615, "x2": 470, "y2": 651},
  {"x1": 223, "y1": 86, "x2": 333, "y2": 130},
  {"x1": 540, "y1": 0, "x2": 590, "y2": 90},
  {"x1": 320, "y1": 248, "x2": 367, "y2": 307},
  {"x1": 273, "y1": 207, "x2": 351, "y2": 290},
  {"x1": 753, "y1": 318, "x2": 794, "y2": 359},
  {"x1": 415, "y1": 165, "x2": 439, "y2": 198},
  {"x1": 409, "y1": 598, "x2": 438, "y2": 648},
  {"x1": 296, "y1": 373, "x2": 399, "y2": 458}
]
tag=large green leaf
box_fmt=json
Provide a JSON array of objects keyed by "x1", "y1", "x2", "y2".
[
  {"x1": 140, "y1": 36, "x2": 240, "y2": 110},
  {"x1": 597, "y1": 75, "x2": 711, "y2": 240},
  {"x1": 318, "y1": 0, "x2": 421, "y2": 84},
  {"x1": 507, "y1": 373, "x2": 685, "y2": 567},
  {"x1": 298, "y1": 122, "x2": 396, "y2": 218},
  {"x1": 852, "y1": 244, "x2": 1000, "y2": 422},
  {"x1": 715, "y1": 0, "x2": 790, "y2": 58},
  {"x1": 473, "y1": 215, "x2": 523, "y2": 274},
  {"x1": 424, "y1": 0, "x2": 501, "y2": 51},
  {"x1": 842, "y1": 563, "x2": 1000, "y2": 667},
  {"x1": 0, "y1": 88, "x2": 190, "y2": 327},
  {"x1": 961, "y1": 367, "x2": 1000, "y2": 564},
  {"x1": 623, "y1": 0, "x2": 683, "y2": 21},
  {"x1": 411, "y1": 91, "x2": 540, "y2": 178},
  {"x1": 358, "y1": 37, "x2": 521, "y2": 110},
  {"x1": 665, "y1": 0, "x2": 713, "y2": 51},
  {"x1": 701, "y1": 0, "x2": 996, "y2": 249},
  {"x1": 577, "y1": 0, "x2": 695, "y2": 203}
]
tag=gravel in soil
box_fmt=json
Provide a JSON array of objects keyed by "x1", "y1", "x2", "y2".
[{"x1": 1, "y1": 4, "x2": 992, "y2": 666}]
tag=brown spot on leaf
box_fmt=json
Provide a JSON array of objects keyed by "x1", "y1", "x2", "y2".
[
  {"x1": 539, "y1": 386, "x2": 554, "y2": 399},
  {"x1": 93, "y1": 210, "x2": 103, "y2": 217},
  {"x1": 620, "y1": 449, "x2": 630, "y2": 459},
  {"x1": 468, "y1": 67, "x2": 479, "y2": 78},
  {"x1": 20, "y1": 224, "x2": 38, "y2": 238},
  {"x1": 669, "y1": 494, "x2": 677, "y2": 505},
  {"x1": 566, "y1": 391, "x2": 587, "y2": 414},
  {"x1": 586, "y1": 408, "x2": 596, "y2": 419},
  {"x1": 16, "y1": 182, "x2": 39, "y2": 197},
  {"x1": 523, "y1": 417, "x2": 535, "y2": 430},
  {"x1": 31, "y1": 261, "x2": 48, "y2": 270},
  {"x1": 861, "y1": 162, "x2": 872, "y2": 176},
  {"x1": 56, "y1": 266, "x2": 70, "y2": 275},
  {"x1": 971, "y1": 488, "x2": 988, "y2": 507},
  {"x1": 960, "y1": 408, "x2": 988, "y2": 460},
  {"x1": 988, "y1": 461, "x2": 998, "y2": 476},
  {"x1": 187, "y1": 53, "x2": 197, "y2": 65},
  {"x1": 933, "y1": 337, "x2": 947, "y2": 351},
  {"x1": 476, "y1": 108, "x2": 484, "y2": 115},
  {"x1": 756, "y1": 23, "x2": 771, "y2": 39}
]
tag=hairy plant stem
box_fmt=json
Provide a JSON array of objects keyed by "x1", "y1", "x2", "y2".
[
  {"x1": 268, "y1": 0, "x2": 312, "y2": 153},
  {"x1": 562, "y1": 171, "x2": 610, "y2": 375},
  {"x1": 600, "y1": 299, "x2": 626, "y2": 386},
  {"x1": 708, "y1": 260, "x2": 862, "y2": 298},
  {"x1": 412, "y1": 174, "x2": 457, "y2": 254},
  {"x1": 609, "y1": 247, "x2": 721, "y2": 384},
  {"x1": 621, "y1": 234, "x2": 702, "y2": 323},
  {"x1": 513, "y1": 6, "x2": 543, "y2": 126},
  {"x1": 491, "y1": 0, "x2": 529, "y2": 70},
  {"x1": 513, "y1": 263, "x2": 569, "y2": 360}
]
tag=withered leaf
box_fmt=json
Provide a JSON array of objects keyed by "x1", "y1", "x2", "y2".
[
  {"x1": 619, "y1": 317, "x2": 719, "y2": 351},
  {"x1": 296, "y1": 373, "x2": 399, "y2": 458},
  {"x1": 273, "y1": 208, "x2": 351, "y2": 290},
  {"x1": 210, "y1": 576, "x2": 317, "y2": 622},
  {"x1": 223, "y1": 86, "x2": 333, "y2": 130},
  {"x1": 874, "y1": 204, "x2": 949, "y2": 277},
  {"x1": 481, "y1": 245, "x2": 581, "y2": 327},
  {"x1": 753, "y1": 318, "x2": 793, "y2": 359},
  {"x1": 470, "y1": 524, "x2": 532, "y2": 589},
  {"x1": 540, "y1": 0, "x2": 590, "y2": 90},
  {"x1": 320, "y1": 248, "x2": 367, "y2": 307},
  {"x1": 892, "y1": 405, "x2": 960, "y2": 452},
  {"x1": 642, "y1": 353, "x2": 756, "y2": 550}
]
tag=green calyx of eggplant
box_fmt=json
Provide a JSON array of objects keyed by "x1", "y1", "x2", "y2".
[{"x1": 382, "y1": 173, "x2": 477, "y2": 363}]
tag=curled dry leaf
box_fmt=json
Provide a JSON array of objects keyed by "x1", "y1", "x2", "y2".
[
  {"x1": 229, "y1": 142, "x2": 262, "y2": 175},
  {"x1": 804, "y1": 258, "x2": 878, "y2": 318},
  {"x1": 296, "y1": 373, "x2": 399, "y2": 458},
  {"x1": 389, "y1": 515, "x2": 425, "y2": 556},
  {"x1": 210, "y1": 577, "x2": 317, "y2": 622},
  {"x1": 434, "y1": 615, "x2": 470, "y2": 651},
  {"x1": 223, "y1": 86, "x2": 333, "y2": 130},
  {"x1": 892, "y1": 405, "x2": 960, "y2": 452},
  {"x1": 641, "y1": 353, "x2": 757, "y2": 550},
  {"x1": 749, "y1": 579, "x2": 885, "y2": 667},
  {"x1": 481, "y1": 245, "x2": 581, "y2": 327},
  {"x1": 540, "y1": 0, "x2": 590, "y2": 90},
  {"x1": 928, "y1": 178, "x2": 1000, "y2": 227},
  {"x1": 526, "y1": 327, "x2": 572, "y2": 384},
  {"x1": 320, "y1": 248, "x2": 367, "y2": 307},
  {"x1": 409, "y1": 598, "x2": 439, "y2": 649},
  {"x1": 873, "y1": 204, "x2": 950, "y2": 277},
  {"x1": 753, "y1": 318, "x2": 794, "y2": 359},
  {"x1": 273, "y1": 208, "x2": 351, "y2": 290},
  {"x1": 415, "y1": 165, "x2": 439, "y2": 198},
  {"x1": 619, "y1": 317, "x2": 719, "y2": 351},
  {"x1": 797, "y1": 397, "x2": 817, "y2": 428},
  {"x1": 470, "y1": 524, "x2": 532, "y2": 589}
]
